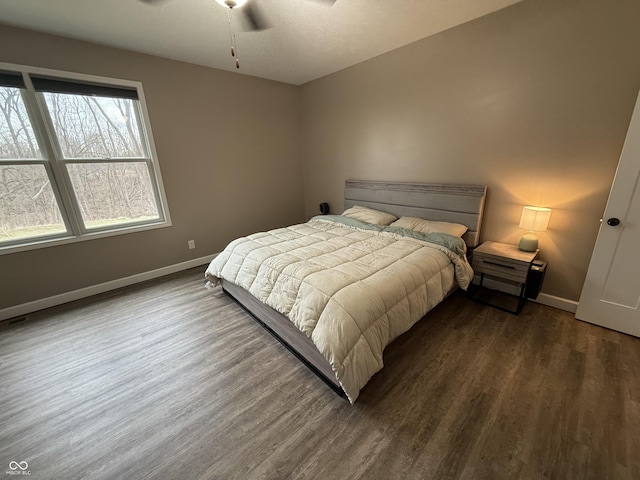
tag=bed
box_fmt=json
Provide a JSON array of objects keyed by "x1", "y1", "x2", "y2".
[{"x1": 205, "y1": 180, "x2": 487, "y2": 403}]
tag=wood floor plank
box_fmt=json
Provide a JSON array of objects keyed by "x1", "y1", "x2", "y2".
[{"x1": 1, "y1": 267, "x2": 639, "y2": 479}]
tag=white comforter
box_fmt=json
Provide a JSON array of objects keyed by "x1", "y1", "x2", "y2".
[{"x1": 205, "y1": 216, "x2": 473, "y2": 403}]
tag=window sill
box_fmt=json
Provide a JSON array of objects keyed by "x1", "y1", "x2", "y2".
[{"x1": 0, "y1": 220, "x2": 172, "y2": 256}]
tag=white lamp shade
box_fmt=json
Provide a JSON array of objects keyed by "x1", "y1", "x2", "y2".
[{"x1": 519, "y1": 206, "x2": 551, "y2": 232}]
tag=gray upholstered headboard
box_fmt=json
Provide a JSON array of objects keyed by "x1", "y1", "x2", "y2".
[{"x1": 344, "y1": 180, "x2": 487, "y2": 248}]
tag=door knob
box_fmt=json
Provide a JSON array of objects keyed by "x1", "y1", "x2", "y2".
[{"x1": 606, "y1": 218, "x2": 620, "y2": 226}]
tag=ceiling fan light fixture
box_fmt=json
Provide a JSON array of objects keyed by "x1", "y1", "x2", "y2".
[{"x1": 215, "y1": 0, "x2": 249, "y2": 9}]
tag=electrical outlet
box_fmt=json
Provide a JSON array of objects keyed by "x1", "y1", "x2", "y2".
[{"x1": 188, "y1": 240, "x2": 195, "y2": 250}]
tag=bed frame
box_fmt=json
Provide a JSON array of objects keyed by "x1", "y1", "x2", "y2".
[{"x1": 222, "y1": 180, "x2": 487, "y2": 396}]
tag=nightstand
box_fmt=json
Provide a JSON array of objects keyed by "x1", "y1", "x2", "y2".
[{"x1": 470, "y1": 241, "x2": 540, "y2": 314}]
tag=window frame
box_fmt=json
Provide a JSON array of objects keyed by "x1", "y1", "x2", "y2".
[{"x1": 0, "y1": 62, "x2": 171, "y2": 255}]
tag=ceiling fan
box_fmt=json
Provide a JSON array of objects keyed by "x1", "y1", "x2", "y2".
[
  {"x1": 141, "y1": 0, "x2": 337, "y2": 33},
  {"x1": 141, "y1": 0, "x2": 337, "y2": 69}
]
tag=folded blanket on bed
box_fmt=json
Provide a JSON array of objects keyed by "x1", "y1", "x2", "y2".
[{"x1": 205, "y1": 216, "x2": 473, "y2": 403}]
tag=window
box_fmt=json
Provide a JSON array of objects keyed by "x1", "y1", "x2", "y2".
[{"x1": 0, "y1": 64, "x2": 170, "y2": 252}]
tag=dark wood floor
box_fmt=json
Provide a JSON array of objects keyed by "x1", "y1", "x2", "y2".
[{"x1": 1, "y1": 267, "x2": 638, "y2": 480}]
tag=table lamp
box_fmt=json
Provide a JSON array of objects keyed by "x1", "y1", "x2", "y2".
[{"x1": 518, "y1": 206, "x2": 551, "y2": 252}]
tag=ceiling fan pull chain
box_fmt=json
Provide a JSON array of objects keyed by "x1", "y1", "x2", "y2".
[
  {"x1": 229, "y1": 8, "x2": 240, "y2": 68},
  {"x1": 225, "y1": 7, "x2": 240, "y2": 68},
  {"x1": 227, "y1": 8, "x2": 235, "y2": 57},
  {"x1": 233, "y1": 31, "x2": 240, "y2": 68}
]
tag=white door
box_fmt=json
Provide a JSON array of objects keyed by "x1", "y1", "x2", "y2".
[{"x1": 575, "y1": 90, "x2": 640, "y2": 337}]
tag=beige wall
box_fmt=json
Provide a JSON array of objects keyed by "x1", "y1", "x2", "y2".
[
  {"x1": 0, "y1": 25, "x2": 304, "y2": 309},
  {"x1": 300, "y1": 0, "x2": 640, "y2": 302},
  {"x1": 3, "y1": 0, "x2": 640, "y2": 311}
]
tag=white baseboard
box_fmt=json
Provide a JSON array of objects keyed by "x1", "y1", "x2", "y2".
[
  {"x1": 1, "y1": 254, "x2": 217, "y2": 322},
  {"x1": 533, "y1": 293, "x2": 578, "y2": 313},
  {"x1": 3, "y1": 255, "x2": 579, "y2": 322}
]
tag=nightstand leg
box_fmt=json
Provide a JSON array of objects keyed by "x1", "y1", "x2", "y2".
[
  {"x1": 468, "y1": 274, "x2": 528, "y2": 315},
  {"x1": 516, "y1": 283, "x2": 527, "y2": 314}
]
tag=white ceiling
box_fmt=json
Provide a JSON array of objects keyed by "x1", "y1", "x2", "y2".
[{"x1": 0, "y1": 0, "x2": 523, "y2": 85}]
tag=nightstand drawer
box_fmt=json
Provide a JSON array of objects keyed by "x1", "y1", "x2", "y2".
[{"x1": 472, "y1": 254, "x2": 530, "y2": 283}]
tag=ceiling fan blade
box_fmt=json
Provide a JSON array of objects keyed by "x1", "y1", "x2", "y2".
[
  {"x1": 241, "y1": 3, "x2": 271, "y2": 31},
  {"x1": 139, "y1": 0, "x2": 172, "y2": 4},
  {"x1": 306, "y1": 0, "x2": 337, "y2": 5}
]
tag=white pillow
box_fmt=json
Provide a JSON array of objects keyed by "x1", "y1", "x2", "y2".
[
  {"x1": 390, "y1": 217, "x2": 468, "y2": 237},
  {"x1": 342, "y1": 205, "x2": 397, "y2": 226}
]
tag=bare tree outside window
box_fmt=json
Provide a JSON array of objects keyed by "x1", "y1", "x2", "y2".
[
  {"x1": 0, "y1": 87, "x2": 41, "y2": 159},
  {"x1": 45, "y1": 94, "x2": 144, "y2": 159},
  {"x1": 0, "y1": 86, "x2": 66, "y2": 242},
  {"x1": 67, "y1": 162, "x2": 159, "y2": 228},
  {"x1": 43, "y1": 92, "x2": 160, "y2": 230},
  {"x1": 0, "y1": 68, "x2": 168, "y2": 249},
  {"x1": 0, "y1": 164, "x2": 66, "y2": 240}
]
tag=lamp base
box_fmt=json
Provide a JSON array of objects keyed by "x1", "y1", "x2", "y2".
[{"x1": 519, "y1": 232, "x2": 539, "y2": 252}]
